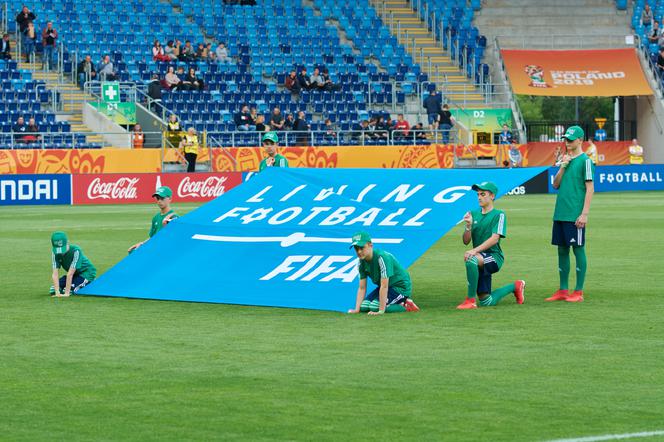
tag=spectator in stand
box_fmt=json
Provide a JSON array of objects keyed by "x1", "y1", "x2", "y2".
[
  {"x1": 98, "y1": 55, "x2": 117, "y2": 81},
  {"x1": 180, "y1": 40, "x2": 195, "y2": 62},
  {"x1": 324, "y1": 118, "x2": 337, "y2": 143},
  {"x1": 423, "y1": 89, "x2": 442, "y2": 132},
  {"x1": 648, "y1": 21, "x2": 661, "y2": 44},
  {"x1": 285, "y1": 70, "x2": 301, "y2": 93},
  {"x1": 164, "y1": 40, "x2": 178, "y2": 61},
  {"x1": 173, "y1": 39, "x2": 182, "y2": 59},
  {"x1": 657, "y1": 49, "x2": 664, "y2": 77},
  {"x1": 12, "y1": 116, "x2": 28, "y2": 143},
  {"x1": 147, "y1": 73, "x2": 162, "y2": 111},
  {"x1": 438, "y1": 103, "x2": 454, "y2": 144},
  {"x1": 41, "y1": 22, "x2": 58, "y2": 71},
  {"x1": 255, "y1": 115, "x2": 267, "y2": 132},
  {"x1": 166, "y1": 114, "x2": 182, "y2": 146},
  {"x1": 195, "y1": 43, "x2": 205, "y2": 60},
  {"x1": 16, "y1": 6, "x2": 36, "y2": 34},
  {"x1": 375, "y1": 116, "x2": 390, "y2": 140},
  {"x1": 298, "y1": 68, "x2": 314, "y2": 90},
  {"x1": 354, "y1": 119, "x2": 370, "y2": 143},
  {"x1": 321, "y1": 68, "x2": 341, "y2": 91},
  {"x1": 294, "y1": 111, "x2": 310, "y2": 145},
  {"x1": 508, "y1": 142, "x2": 522, "y2": 168},
  {"x1": 628, "y1": 138, "x2": 644, "y2": 164},
  {"x1": 25, "y1": 117, "x2": 40, "y2": 143},
  {"x1": 22, "y1": 21, "x2": 36, "y2": 62},
  {"x1": 132, "y1": 124, "x2": 144, "y2": 149},
  {"x1": 642, "y1": 4, "x2": 654, "y2": 28},
  {"x1": 235, "y1": 105, "x2": 255, "y2": 131},
  {"x1": 215, "y1": 42, "x2": 231, "y2": 63},
  {"x1": 205, "y1": 43, "x2": 216, "y2": 62},
  {"x1": 283, "y1": 113, "x2": 294, "y2": 130},
  {"x1": 185, "y1": 67, "x2": 204, "y2": 91},
  {"x1": 152, "y1": 40, "x2": 170, "y2": 62},
  {"x1": 413, "y1": 123, "x2": 428, "y2": 140},
  {"x1": 393, "y1": 113, "x2": 410, "y2": 139},
  {"x1": 498, "y1": 124, "x2": 512, "y2": 145},
  {"x1": 249, "y1": 108, "x2": 258, "y2": 127},
  {"x1": 165, "y1": 66, "x2": 182, "y2": 90},
  {"x1": 310, "y1": 68, "x2": 325, "y2": 90},
  {"x1": 270, "y1": 107, "x2": 285, "y2": 131},
  {"x1": 1, "y1": 34, "x2": 11, "y2": 60},
  {"x1": 77, "y1": 55, "x2": 96, "y2": 87}
]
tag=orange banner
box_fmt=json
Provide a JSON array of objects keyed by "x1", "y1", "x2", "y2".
[
  {"x1": 0, "y1": 148, "x2": 161, "y2": 174},
  {"x1": 501, "y1": 49, "x2": 652, "y2": 96},
  {"x1": 524, "y1": 141, "x2": 630, "y2": 166}
]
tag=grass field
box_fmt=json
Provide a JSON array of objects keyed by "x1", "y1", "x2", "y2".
[{"x1": 2, "y1": 192, "x2": 664, "y2": 441}]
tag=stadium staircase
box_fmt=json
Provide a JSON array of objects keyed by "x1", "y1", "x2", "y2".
[{"x1": 372, "y1": 0, "x2": 484, "y2": 107}]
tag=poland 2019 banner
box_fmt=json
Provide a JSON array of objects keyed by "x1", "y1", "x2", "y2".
[{"x1": 80, "y1": 167, "x2": 545, "y2": 312}]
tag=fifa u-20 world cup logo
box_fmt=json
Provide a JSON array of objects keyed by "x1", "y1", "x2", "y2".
[{"x1": 524, "y1": 65, "x2": 551, "y2": 88}]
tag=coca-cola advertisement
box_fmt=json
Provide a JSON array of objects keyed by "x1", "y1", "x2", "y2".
[{"x1": 72, "y1": 173, "x2": 242, "y2": 205}]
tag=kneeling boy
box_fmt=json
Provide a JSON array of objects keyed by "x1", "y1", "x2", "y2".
[
  {"x1": 348, "y1": 231, "x2": 419, "y2": 315},
  {"x1": 50, "y1": 231, "x2": 97, "y2": 297}
]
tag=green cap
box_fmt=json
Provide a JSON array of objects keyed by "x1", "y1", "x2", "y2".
[
  {"x1": 350, "y1": 231, "x2": 372, "y2": 248},
  {"x1": 262, "y1": 131, "x2": 279, "y2": 143},
  {"x1": 472, "y1": 181, "x2": 499, "y2": 195},
  {"x1": 562, "y1": 125, "x2": 584, "y2": 141},
  {"x1": 51, "y1": 231, "x2": 68, "y2": 255},
  {"x1": 152, "y1": 186, "x2": 172, "y2": 198}
]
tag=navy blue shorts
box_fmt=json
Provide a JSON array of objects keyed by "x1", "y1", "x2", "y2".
[
  {"x1": 427, "y1": 113, "x2": 438, "y2": 125},
  {"x1": 58, "y1": 275, "x2": 91, "y2": 294},
  {"x1": 477, "y1": 252, "x2": 500, "y2": 295},
  {"x1": 365, "y1": 287, "x2": 407, "y2": 306},
  {"x1": 552, "y1": 221, "x2": 585, "y2": 247}
]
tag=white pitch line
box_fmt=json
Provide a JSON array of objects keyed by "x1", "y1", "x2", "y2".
[{"x1": 545, "y1": 430, "x2": 664, "y2": 442}]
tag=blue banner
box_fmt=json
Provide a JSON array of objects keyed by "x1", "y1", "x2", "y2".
[
  {"x1": 80, "y1": 167, "x2": 545, "y2": 312},
  {"x1": 0, "y1": 174, "x2": 71, "y2": 206},
  {"x1": 548, "y1": 164, "x2": 664, "y2": 193}
]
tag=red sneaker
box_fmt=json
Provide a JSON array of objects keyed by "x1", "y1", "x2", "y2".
[
  {"x1": 566, "y1": 290, "x2": 584, "y2": 302},
  {"x1": 457, "y1": 297, "x2": 478, "y2": 309},
  {"x1": 403, "y1": 298, "x2": 420, "y2": 312},
  {"x1": 514, "y1": 280, "x2": 526, "y2": 304},
  {"x1": 545, "y1": 289, "x2": 569, "y2": 302}
]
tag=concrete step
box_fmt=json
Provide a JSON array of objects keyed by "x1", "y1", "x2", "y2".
[
  {"x1": 479, "y1": 5, "x2": 617, "y2": 15},
  {"x1": 476, "y1": 15, "x2": 627, "y2": 27},
  {"x1": 490, "y1": 0, "x2": 613, "y2": 6}
]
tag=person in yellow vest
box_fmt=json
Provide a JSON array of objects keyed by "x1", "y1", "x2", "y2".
[
  {"x1": 585, "y1": 137, "x2": 598, "y2": 164},
  {"x1": 628, "y1": 138, "x2": 644, "y2": 164},
  {"x1": 132, "y1": 124, "x2": 144, "y2": 149},
  {"x1": 166, "y1": 114, "x2": 182, "y2": 147},
  {"x1": 179, "y1": 127, "x2": 199, "y2": 172}
]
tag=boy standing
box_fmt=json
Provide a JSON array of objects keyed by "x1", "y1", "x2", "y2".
[
  {"x1": 457, "y1": 182, "x2": 525, "y2": 309},
  {"x1": 50, "y1": 231, "x2": 96, "y2": 297},
  {"x1": 546, "y1": 126, "x2": 594, "y2": 303},
  {"x1": 348, "y1": 231, "x2": 419, "y2": 315},
  {"x1": 128, "y1": 186, "x2": 178, "y2": 253},
  {"x1": 259, "y1": 132, "x2": 288, "y2": 171}
]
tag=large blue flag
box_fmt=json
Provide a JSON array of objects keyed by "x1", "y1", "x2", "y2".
[{"x1": 80, "y1": 167, "x2": 546, "y2": 311}]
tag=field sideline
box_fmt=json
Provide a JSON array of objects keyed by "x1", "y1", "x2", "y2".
[{"x1": 1, "y1": 192, "x2": 663, "y2": 441}]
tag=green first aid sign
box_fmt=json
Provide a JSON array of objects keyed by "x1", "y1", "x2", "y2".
[{"x1": 101, "y1": 82, "x2": 120, "y2": 103}]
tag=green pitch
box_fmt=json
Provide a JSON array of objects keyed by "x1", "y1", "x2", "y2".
[{"x1": 1, "y1": 193, "x2": 663, "y2": 441}]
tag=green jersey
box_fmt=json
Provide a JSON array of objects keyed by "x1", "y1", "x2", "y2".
[
  {"x1": 52, "y1": 245, "x2": 97, "y2": 281},
  {"x1": 149, "y1": 209, "x2": 177, "y2": 238},
  {"x1": 553, "y1": 153, "x2": 594, "y2": 222},
  {"x1": 470, "y1": 208, "x2": 507, "y2": 269},
  {"x1": 259, "y1": 154, "x2": 289, "y2": 171},
  {"x1": 358, "y1": 249, "x2": 412, "y2": 297}
]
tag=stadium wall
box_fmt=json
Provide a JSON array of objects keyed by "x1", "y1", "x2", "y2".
[{"x1": 0, "y1": 142, "x2": 632, "y2": 175}]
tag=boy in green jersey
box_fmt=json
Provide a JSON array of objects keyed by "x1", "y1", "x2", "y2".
[
  {"x1": 259, "y1": 132, "x2": 288, "y2": 171},
  {"x1": 546, "y1": 125, "x2": 594, "y2": 303},
  {"x1": 128, "y1": 186, "x2": 178, "y2": 253},
  {"x1": 457, "y1": 182, "x2": 525, "y2": 309},
  {"x1": 348, "y1": 231, "x2": 420, "y2": 315},
  {"x1": 49, "y1": 231, "x2": 97, "y2": 297}
]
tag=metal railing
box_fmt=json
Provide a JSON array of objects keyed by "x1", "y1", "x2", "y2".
[
  {"x1": 0, "y1": 131, "x2": 163, "y2": 149},
  {"x1": 525, "y1": 121, "x2": 637, "y2": 143},
  {"x1": 495, "y1": 34, "x2": 636, "y2": 50},
  {"x1": 1, "y1": 2, "x2": 7, "y2": 35},
  {"x1": 494, "y1": 37, "x2": 527, "y2": 143}
]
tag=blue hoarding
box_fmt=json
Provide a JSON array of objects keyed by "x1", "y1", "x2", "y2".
[
  {"x1": 0, "y1": 174, "x2": 72, "y2": 206},
  {"x1": 548, "y1": 164, "x2": 664, "y2": 193}
]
